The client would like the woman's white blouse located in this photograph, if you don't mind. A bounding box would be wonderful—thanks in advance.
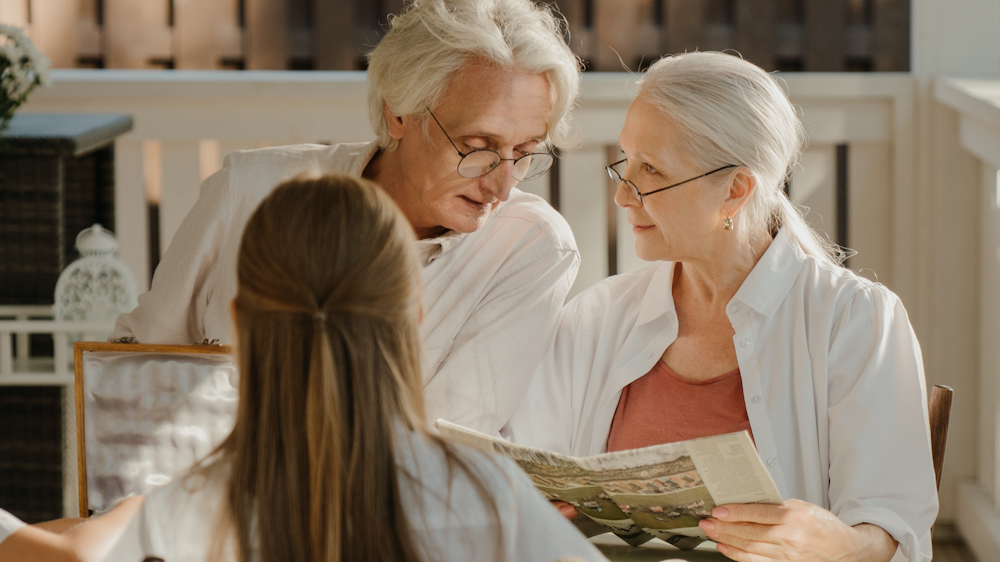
[0,509,25,547]
[503,227,938,562]
[103,430,607,562]
[110,142,579,435]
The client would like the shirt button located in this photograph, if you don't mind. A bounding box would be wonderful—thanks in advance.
[767,457,778,467]
[730,304,741,313]
[751,395,761,404]
[740,338,751,348]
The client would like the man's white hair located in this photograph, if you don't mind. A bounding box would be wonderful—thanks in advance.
[366,0,582,152]
[637,51,847,266]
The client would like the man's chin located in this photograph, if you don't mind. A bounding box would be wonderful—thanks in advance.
[443,211,491,234]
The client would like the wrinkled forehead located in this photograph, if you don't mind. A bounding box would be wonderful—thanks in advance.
[432,62,554,143]
[620,97,689,166]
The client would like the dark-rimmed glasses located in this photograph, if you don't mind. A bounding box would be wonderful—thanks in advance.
[606,158,737,202]
[427,108,555,182]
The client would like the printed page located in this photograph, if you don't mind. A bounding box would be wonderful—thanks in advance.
[436,420,652,546]
[435,421,782,548]
[435,419,501,454]
[570,440,717,543]
[685,432,783,505]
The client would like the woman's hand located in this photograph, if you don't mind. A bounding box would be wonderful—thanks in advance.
[550,500,578,520]
[697,499,898,562]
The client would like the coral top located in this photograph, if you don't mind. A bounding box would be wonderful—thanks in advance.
[606,360,754,452]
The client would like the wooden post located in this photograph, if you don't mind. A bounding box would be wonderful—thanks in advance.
[29,0,78,68]
[665,0,706,56]
[593,0,660,71]
[736,0,776,70]
[874,0,909,71]
[76,0,103,67]
[551,0,594,66]
[315,0,358,70]
[104,0,172,68]
[804,0,846,71]
[158,140,202,253]
[0,0,29,28]
[114,140,150,291]
[174,0,242,69]
[245,0,288,69]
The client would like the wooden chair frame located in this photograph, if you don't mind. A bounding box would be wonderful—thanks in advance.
[929,384,953,491]
[73,341,232,517]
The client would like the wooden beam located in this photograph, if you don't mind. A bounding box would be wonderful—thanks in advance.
[874,0,909,71]
[245,0,288,69]
[804,0,846,71]
[174,0,242,69]
[103,0,172,68]
[736,0,776,70]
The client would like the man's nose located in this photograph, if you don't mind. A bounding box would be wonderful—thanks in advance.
[481,159,517,202]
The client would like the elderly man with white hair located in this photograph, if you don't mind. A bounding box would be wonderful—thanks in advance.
[111,0,582,435]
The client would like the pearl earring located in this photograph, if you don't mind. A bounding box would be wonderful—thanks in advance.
[723,215,734,230]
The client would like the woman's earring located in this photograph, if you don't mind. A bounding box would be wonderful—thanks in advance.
[723,214,734,230]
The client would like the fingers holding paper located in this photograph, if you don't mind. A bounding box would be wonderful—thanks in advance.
[698,498,898,562]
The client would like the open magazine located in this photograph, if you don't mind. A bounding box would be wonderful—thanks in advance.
[435,420,783,549]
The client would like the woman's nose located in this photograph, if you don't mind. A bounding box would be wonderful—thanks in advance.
[613,179,638,209]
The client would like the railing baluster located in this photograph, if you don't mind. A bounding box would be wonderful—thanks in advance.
[15,312,30,364]
[158,140,203,254]
[54,333,69,377]
[0,330,12,377]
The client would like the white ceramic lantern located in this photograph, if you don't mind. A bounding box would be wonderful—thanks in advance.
[53,223,138,323]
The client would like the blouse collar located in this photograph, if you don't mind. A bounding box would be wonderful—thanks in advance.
[731,227,808,318]
[635,226,808,327]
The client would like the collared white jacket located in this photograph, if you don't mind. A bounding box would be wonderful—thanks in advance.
[111,142,580,435]
[504,227,938,562]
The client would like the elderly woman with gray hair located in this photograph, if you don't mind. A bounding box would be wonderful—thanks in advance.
[505,52,937,562]
[111,0,582,435]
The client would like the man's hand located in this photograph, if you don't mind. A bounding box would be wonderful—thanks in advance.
[697,498,898,562]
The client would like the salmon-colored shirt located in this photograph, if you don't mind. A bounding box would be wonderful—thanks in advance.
[606,360,753,452]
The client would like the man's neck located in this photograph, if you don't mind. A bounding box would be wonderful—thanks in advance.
[362,148,449,240]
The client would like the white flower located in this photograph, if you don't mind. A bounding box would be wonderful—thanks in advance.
[0,24,50,101]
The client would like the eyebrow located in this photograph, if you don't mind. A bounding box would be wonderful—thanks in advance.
[459,132,549,145]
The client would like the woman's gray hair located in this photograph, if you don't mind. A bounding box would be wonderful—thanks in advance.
[637,51,847,266]
[366,0,582,152]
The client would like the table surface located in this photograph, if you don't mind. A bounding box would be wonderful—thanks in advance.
[590,534,729,562]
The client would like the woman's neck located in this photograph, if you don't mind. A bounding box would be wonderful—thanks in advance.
[674,231,772,309]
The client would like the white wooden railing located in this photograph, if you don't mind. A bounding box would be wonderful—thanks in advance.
[0,306,113,385]
[10,69,934,519]
[18,70,916,298]
[936,76,1000,562]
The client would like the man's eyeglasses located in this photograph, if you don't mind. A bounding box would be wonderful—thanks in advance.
[606,158,737,202]
[427,108,555,182]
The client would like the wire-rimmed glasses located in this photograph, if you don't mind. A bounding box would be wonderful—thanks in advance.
[606,158,737,202]
[427,108,555,182]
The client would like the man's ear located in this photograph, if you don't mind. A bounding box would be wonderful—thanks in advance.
[723,169,756,216]
[384,102,405,141]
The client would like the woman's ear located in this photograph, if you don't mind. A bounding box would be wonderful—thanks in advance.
[723,168,756,216]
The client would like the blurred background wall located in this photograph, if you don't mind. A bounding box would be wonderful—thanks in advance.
[0,0,908,73]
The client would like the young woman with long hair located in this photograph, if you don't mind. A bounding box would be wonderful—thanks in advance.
[99,174,604,562]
